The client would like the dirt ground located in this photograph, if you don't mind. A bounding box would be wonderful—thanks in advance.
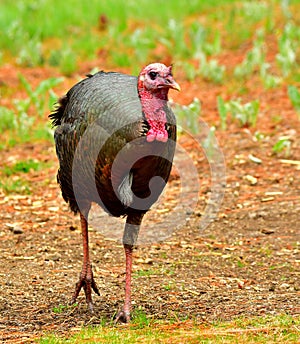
[0,51,300,342]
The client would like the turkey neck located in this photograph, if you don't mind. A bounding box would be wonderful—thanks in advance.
[138,87,169,143]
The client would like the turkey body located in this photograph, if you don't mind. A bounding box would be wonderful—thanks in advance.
[50,63,179,323]
[53,71,176,218]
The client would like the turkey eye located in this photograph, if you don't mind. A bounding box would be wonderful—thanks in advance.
[149,71,158,80]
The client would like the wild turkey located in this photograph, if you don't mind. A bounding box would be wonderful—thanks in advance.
[50,63,180,323]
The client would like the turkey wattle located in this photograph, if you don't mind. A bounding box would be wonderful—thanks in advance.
[50,63,180,323]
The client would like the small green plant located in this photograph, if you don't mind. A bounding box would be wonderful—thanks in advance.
[18,74,63,117]
[0,106,17,133]
[134,269,157,277]
[4,20,44,67]
[171,97,201,134]
[52,304,68,314]
[159,20,221,61]
[189,22,221,57]
[0,76,62,148]
[0,178,30,194]
[234,29,281,89]
[49,48,77,76]
[180,61,197,81]
[128,28,156,64]
[217,97,260,127]
[217,96,227,130]
[260,62,282,89]
[253,131,266,142]
[160,19,189,58]
[3,159,42,176]
[202,125,217,160]
[276,22,299,77]
[198,53,225,84]
[17,36,44,67]
[131,309,151,328]
[287,85,300,115]
[236,260,245,268]
[272,137,291,157]
[281,0,292,19]
[163,281,175,291]
[241,1,269,22]
[276,39,296,77]
[52,303,78,314]
[234,29,265,79]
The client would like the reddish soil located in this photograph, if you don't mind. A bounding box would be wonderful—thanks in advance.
[0,39,299,343]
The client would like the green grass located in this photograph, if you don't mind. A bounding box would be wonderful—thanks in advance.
[0,178,31,194]
[39,314,300,343]
[0,159,50,194]
[133,268,159,277]
[52,303,79,315]
[1,0,300,79]
[2,159,45,176]
[0,75,62,149]
[0,0,238,72]
[4,0,299,77]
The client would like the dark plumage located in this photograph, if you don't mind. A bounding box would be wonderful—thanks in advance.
[50,63,180,322]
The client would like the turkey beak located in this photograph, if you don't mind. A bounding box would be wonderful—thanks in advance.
[165,77,181,92]
[170,80,181,92]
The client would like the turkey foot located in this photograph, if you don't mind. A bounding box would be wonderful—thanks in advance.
[115,309,130,323]
[70,211,100,311]
[71,264,100,312]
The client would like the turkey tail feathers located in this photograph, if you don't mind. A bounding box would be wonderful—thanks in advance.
[49,95,68,127]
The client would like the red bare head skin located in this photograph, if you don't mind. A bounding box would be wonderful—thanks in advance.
[137,63,180,142]
[138,63,180,97]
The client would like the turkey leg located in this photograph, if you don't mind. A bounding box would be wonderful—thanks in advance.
[115,213,143,323]
[71,208,100,311]
[115,244,133,323]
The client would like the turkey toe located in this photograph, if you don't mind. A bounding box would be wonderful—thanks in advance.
[71,274,100,310]
[115,310,130,324]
